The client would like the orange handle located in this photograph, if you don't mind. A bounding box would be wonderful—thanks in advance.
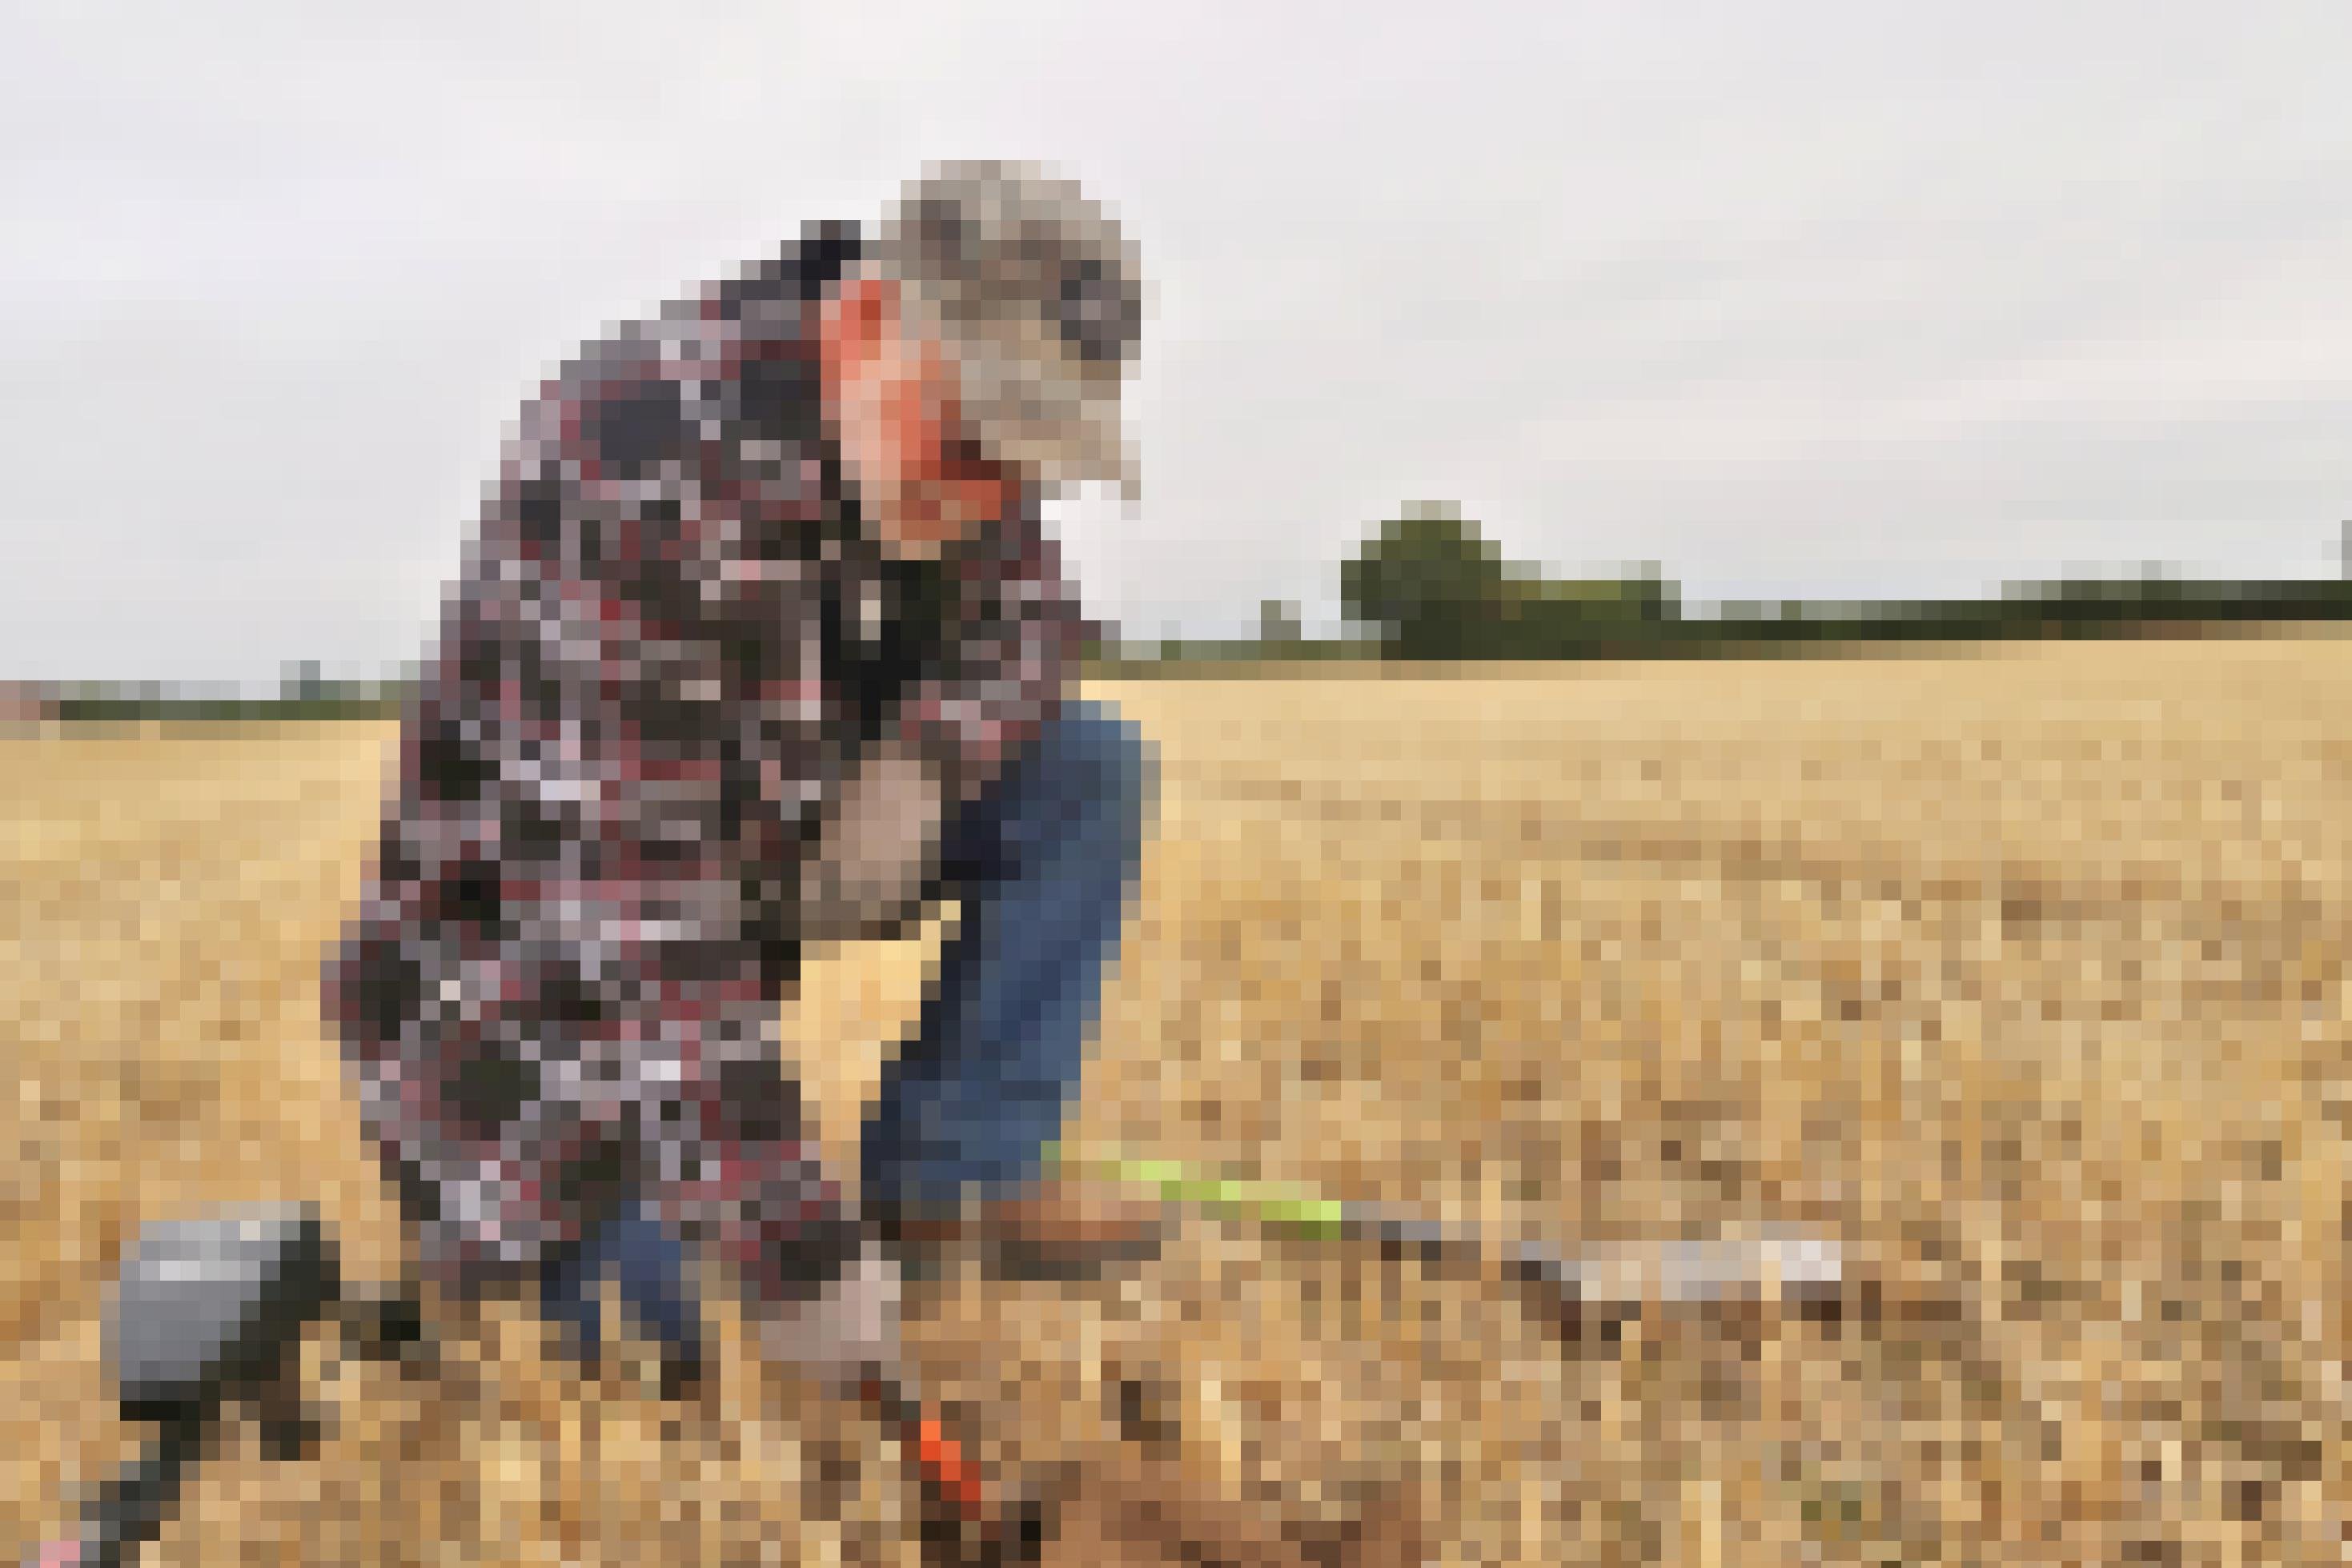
[912,1415,988,1521]
[860,1375,993,1526]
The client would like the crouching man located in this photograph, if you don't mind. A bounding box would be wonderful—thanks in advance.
[323,160,1161,1418]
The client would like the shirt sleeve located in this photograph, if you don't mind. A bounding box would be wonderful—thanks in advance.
[326,319,857,1301]
[891,503,1087,804]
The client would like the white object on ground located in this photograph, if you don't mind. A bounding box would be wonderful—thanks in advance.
[757,1241,904,1392]
[1550,1225,1846,1305]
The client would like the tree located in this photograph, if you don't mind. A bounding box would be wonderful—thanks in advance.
[1339,503,1511,659]
[1258,599,1302,650]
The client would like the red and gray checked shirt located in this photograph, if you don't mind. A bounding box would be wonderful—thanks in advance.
[323,227,1087,1307]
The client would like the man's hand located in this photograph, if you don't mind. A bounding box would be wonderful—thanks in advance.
[801,739,946,945]
[754,1241,903,1394]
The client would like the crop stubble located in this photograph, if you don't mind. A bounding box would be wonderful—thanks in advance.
[3,636,2348,1564]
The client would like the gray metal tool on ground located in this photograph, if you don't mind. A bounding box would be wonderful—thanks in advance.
[28,1205,339,1568]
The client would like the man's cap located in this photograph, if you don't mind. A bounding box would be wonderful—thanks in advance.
[872,160,1145,497]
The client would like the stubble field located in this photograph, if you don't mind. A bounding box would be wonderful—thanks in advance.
[4,637,2350,1566]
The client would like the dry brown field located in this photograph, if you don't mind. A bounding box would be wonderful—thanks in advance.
[4,637,2350,1566]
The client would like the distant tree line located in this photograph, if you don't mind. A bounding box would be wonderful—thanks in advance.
[1338,503,1676,660]
[1328,503,2352,663]
[44,663,409,722]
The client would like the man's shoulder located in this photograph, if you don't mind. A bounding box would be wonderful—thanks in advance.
[466,234,862,588]
[518,224,863,450]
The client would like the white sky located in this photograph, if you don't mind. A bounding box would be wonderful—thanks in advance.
[4,0,2350,684]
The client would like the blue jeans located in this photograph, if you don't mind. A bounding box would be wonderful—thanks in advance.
[539,700,1155,1369]
[540,1198,707,1375]
[860,699,1155,1213]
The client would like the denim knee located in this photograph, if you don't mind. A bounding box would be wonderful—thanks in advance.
[942,700,1154,884]
[1043,700,1155,840]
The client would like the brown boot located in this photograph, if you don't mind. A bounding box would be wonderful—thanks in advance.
[981,1177,1169,1280]
[880,1179,1169,1281]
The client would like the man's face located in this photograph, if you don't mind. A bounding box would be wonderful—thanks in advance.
[817,275,1017,559]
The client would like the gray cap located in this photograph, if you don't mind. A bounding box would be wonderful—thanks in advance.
[873,160,1145,497]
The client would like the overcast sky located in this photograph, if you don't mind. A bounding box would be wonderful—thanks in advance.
[5,2,2350,684]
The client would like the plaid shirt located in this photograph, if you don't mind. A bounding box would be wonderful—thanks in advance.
[323,226,1086,1305]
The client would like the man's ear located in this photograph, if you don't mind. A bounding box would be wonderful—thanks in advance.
[817,275,894,377]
